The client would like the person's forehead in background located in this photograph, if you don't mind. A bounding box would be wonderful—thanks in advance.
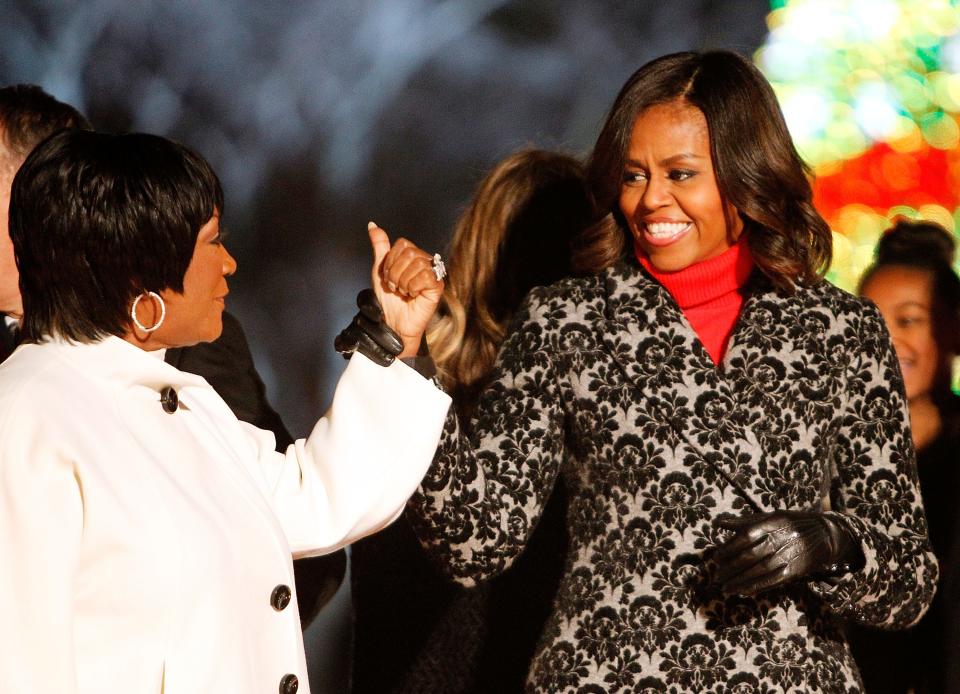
[0,121,24,318]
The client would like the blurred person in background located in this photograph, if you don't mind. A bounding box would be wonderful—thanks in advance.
[0,83,347,626]
[351,148,591,693]
[851,219,960,693]
[0,84,89,348]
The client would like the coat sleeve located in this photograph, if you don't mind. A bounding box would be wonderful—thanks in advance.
[244,352,451,557]
[808,300,938,629]
[0,394,83,693]
[406,292,568,586]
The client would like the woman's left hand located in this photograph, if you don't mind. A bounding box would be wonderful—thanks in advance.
[367,222,444,358]
[713,510,865,596]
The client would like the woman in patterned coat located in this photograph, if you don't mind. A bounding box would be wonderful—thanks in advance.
[381,51,937,692]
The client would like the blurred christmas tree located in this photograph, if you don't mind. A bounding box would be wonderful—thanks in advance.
[757,0,960,291]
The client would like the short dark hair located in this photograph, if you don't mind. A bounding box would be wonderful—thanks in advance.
[574,51,832,293]
[10,129,224,342]
[0,84,91,160]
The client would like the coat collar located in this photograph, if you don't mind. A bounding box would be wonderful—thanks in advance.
[36,334,252,462]
[599,258,720,379]
[35,335,209,393]
[598,259,777,512]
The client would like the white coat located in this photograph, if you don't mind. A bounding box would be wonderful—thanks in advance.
[0,336,450,694]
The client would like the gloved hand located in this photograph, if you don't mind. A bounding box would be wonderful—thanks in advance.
[334,288,404,367]
[713,510,865,596]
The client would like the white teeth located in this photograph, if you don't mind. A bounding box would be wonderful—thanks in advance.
[645,222,690,238]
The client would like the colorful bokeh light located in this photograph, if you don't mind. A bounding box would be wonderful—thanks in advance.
[757,0,960,291]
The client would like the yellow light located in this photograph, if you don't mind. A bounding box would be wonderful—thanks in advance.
[837,204,890,239]
[831,230,853,267]
[915,4,960,37]
[828,204,895,291]
[918,204,957,231]
[920,111,960,149]
[929,71,960,111]
[887,204,920,221]
[813,159,844,176]
[825,118,870,155]
[892,71,932,113]
[887,116,925,152]
[766,7,787,31]
[950,214,960,279]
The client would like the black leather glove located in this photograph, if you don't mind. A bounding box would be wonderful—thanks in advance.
[334,289,403,367]
[713,510,865,596]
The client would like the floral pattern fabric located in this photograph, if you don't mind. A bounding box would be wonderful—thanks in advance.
[409,261,937,693]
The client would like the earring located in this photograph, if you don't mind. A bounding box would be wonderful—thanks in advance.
[131,291,166,333]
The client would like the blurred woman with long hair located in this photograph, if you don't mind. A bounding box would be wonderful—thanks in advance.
[351,148,591,693]
[430,149,589,411]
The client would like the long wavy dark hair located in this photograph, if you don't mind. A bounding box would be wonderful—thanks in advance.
[573,50,831,293]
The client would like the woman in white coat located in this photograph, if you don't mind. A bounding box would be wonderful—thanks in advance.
[0,129,450,694]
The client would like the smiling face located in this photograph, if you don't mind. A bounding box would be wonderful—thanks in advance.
[147,213,236,348]
[861,265,948,402]
[619,100,743,272]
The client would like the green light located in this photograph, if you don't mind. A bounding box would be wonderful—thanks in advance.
[920,110,960,148]
[761,0,960,167]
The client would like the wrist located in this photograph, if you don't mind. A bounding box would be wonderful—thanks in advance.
[400,335,436,378]
[399,334,424,358]
[334,289,404,367]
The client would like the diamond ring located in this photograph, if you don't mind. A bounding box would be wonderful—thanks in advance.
[431,253,447,282]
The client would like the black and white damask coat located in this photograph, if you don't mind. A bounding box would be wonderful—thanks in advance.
[409,260,938,693]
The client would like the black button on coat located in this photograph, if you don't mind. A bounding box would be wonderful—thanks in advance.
[270,584,291,612]
[160,387,178,413]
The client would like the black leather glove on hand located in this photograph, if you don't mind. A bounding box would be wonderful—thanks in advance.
[713,510,865,596]
[334,289,404,367]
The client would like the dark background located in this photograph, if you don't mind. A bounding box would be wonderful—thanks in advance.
[0,1,770,689]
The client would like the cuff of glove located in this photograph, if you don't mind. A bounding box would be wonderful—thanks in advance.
[818,513,866,577]
[334,289,404,368]
[814,561,858,579]
[334,330,399,367]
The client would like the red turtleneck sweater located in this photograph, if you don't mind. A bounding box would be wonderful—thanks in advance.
[636,239,754,365]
